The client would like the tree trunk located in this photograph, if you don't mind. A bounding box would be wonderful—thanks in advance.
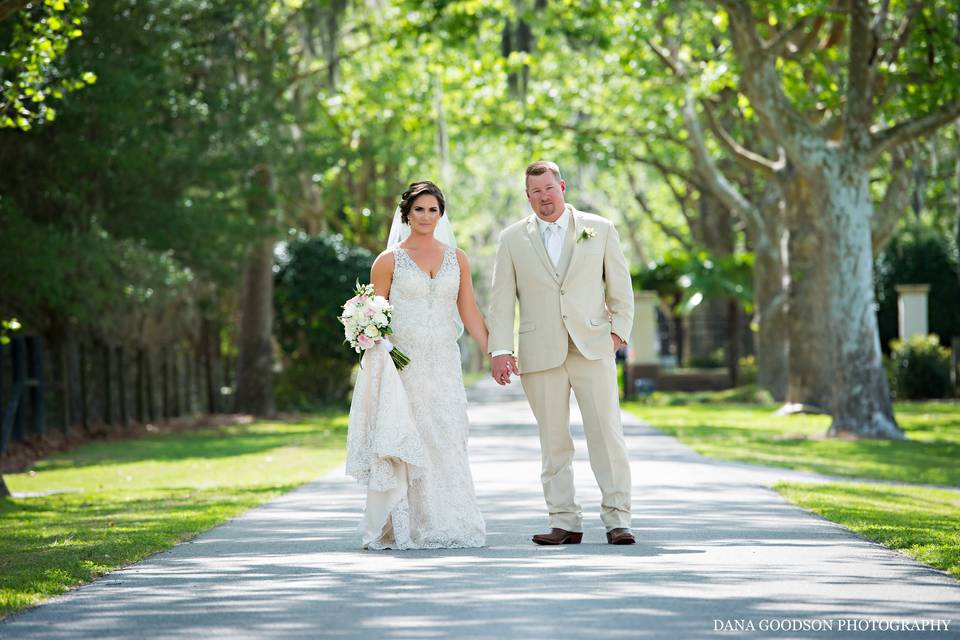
[783,173,835,413]
[693,190,736,366]
[0,475,9,498]
[201,320,216,414]
[727,298,741,387]
[752,230,788,400]
[713,0,932,437]
[821,157,903,438]
[63,324,82,428]
[233,160,276,417]
[954,134,960,286]
[233,234,276,417]
[677,313,688,366]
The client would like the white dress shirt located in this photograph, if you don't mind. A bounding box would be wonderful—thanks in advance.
[537,206,570,268]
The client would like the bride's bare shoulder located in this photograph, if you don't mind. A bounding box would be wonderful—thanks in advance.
[373,248,397,265]
[371,249,397,277]
[454,247,472,267]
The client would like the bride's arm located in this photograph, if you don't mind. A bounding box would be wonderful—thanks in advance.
[455,249,489,354]
[370,251,395,299]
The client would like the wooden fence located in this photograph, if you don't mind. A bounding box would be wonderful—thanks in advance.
[953,337,960,391]
[0,334,234,456]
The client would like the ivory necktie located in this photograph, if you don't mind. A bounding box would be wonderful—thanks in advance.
[545,223,562,268]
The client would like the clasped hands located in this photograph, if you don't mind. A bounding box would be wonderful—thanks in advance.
[490,354,519,386]
[490,333,624,385]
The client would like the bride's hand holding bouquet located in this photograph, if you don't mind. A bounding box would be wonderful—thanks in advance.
[338,282,410,371]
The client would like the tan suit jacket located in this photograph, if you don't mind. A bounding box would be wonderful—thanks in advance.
[488,204,634,374]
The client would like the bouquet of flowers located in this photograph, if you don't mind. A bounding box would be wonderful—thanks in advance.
[339,282,411,371]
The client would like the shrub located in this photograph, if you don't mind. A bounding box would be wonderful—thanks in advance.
[688,348,727,369]
[738,355,758,385]
[875,224,960,352]
[889,334,953,400]
[273,232,374,407]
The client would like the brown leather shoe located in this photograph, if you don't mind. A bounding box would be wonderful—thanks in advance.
[532,528,583,545]
[606,528,636,545]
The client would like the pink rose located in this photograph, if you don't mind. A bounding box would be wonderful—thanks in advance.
[357,334,374,350]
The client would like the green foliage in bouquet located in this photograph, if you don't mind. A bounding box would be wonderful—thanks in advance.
[889,334,953,400]
[274,232,374,407]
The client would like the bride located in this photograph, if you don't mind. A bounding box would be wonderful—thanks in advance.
[345,180,487,549]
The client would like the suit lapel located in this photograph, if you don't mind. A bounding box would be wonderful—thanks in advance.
[525,216,561,284]
[556,214,576,278]
[561,209,585,286]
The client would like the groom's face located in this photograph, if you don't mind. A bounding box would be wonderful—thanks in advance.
[526,172,566,222]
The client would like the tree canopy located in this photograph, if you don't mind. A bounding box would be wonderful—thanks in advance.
[1,0,957,427]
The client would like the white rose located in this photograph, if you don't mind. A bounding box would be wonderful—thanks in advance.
[372,312,388,325]
[341,304,356,318]
[364,325,380,338]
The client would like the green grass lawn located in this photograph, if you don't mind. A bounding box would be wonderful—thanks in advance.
[624,392,960,579]
[462,369,487,388]
[623,396,960,485]
[0,411,348,619]
[777,482,960,579]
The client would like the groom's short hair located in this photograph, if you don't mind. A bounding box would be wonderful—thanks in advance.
[525,161,562,185]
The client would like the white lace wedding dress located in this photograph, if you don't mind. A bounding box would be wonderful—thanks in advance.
[345,245,486,550]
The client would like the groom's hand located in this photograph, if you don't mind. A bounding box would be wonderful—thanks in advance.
[491,354,519,385]
[611,333,625,351]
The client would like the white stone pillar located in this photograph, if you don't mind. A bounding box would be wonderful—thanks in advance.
[629,291,659,365]
[895,284,930,340]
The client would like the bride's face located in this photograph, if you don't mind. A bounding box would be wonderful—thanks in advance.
[408,194,442,235]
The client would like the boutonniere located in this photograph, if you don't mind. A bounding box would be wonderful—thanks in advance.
[578,227,596,242]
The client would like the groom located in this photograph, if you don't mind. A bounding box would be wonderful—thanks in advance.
[488,160,636,545]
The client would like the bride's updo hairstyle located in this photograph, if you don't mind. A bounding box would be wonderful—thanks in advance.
[399,181,446,224]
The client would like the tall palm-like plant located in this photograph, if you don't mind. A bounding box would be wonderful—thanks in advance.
[635,249,753,384]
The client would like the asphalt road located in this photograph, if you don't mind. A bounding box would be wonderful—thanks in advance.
[3,379,958,639]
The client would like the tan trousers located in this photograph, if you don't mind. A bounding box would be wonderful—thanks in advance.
[520,337,632,531]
